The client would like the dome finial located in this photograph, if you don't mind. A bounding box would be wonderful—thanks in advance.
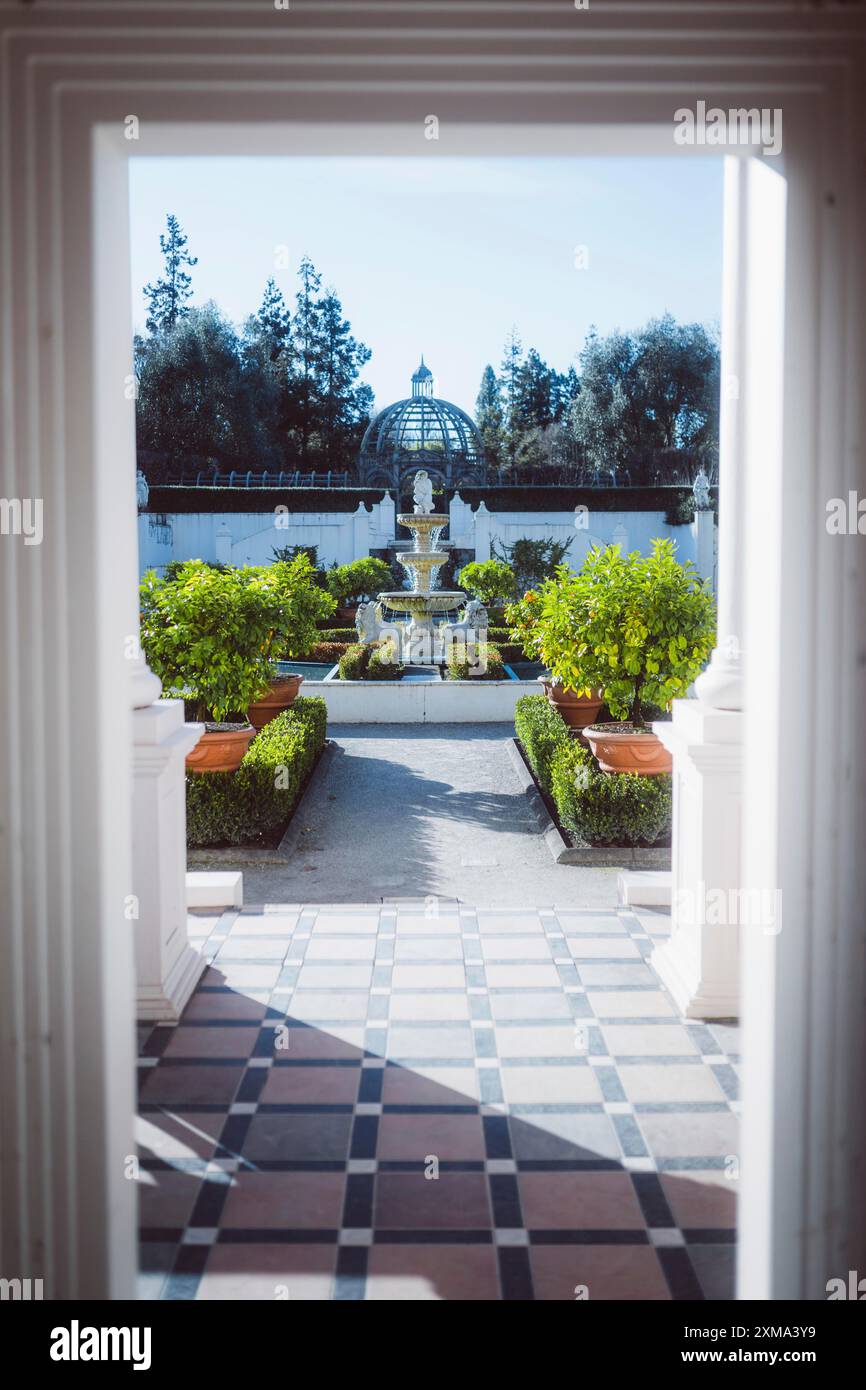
[412,355,434,397]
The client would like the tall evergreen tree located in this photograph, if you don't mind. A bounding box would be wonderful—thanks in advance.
[499,327,523,470]
[317,286,373,467]
[143,214,198,334]
[241,279,293,466]
[516,347,554,431]
[475,364,504,466]
[290,256,324,461]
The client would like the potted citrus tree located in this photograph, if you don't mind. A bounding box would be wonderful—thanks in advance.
[457,559,517,609]
[326,557,393,622]
[506,588,603,730]
[520,539,715,770]
[246,555,335,729]
[140,561,280,772]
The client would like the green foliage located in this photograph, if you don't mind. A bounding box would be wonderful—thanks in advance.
[665,492,696,526]
[140,556,331,720]
[302,641,349,665]
[446,643,505,681]
[513,539,715,724]
[141,561,279,722]
[326,557,392,605]
[143,214,197,334]
[492,535,573,590]
[550,740,672,847]
[569,314,719,484]
[338,643,371,680]
[514,694,671,846]
[137,246,373,474]
[514,693,572,788]
[311,627,357,643]
[366,639,403,680]
[186,697,327,847]
[457,559,517,607]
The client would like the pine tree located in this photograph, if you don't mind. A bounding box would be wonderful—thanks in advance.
[289,256,324,462]
[317,286,373,467]
[241,280,293,466]
[475,364,504,466]
[143,214,198,334]
[500,327,523,470]
[516,347,554,431]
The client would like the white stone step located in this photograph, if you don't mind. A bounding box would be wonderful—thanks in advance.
[618,869,672,907]
[186,870,243,909]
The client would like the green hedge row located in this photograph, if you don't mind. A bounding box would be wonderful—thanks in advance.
[338,641,403,681]
[514,693,671,847]
[186,696,327,848]
[447,642,506,681]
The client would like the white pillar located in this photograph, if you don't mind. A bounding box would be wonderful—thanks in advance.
[651,157,751,1020]
[379,490,396,542]
[215,520,232,565]
[353,500,370,560]
[692,506,716,589]
[651,704,742,1017]
[133,700,205,1020]
[474,500,491,562]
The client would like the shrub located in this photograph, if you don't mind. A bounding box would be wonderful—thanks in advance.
[492,535,573,590]
[514,693,577,788]
[186,697,327,847]
[457,559,517,607]
[511,539,715,724]
[447,642,505,681]
[367,638,403,680]
[302,641,349,665]
[326,557,392,606]
[514,694,671,846]
[665,492,696,526]
[549,740,672,846]
[338,642,371,681]
[315,627,357,644]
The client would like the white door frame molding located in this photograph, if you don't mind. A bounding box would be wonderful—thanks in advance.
[1,3,864,1300]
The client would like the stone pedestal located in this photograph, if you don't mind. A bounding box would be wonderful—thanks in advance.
[133,699,205,1021]
[651,700,743,1019]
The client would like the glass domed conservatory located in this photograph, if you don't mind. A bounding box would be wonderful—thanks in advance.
[358,358,487,495]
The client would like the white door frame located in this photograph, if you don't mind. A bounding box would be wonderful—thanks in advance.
[1,5,864,1299]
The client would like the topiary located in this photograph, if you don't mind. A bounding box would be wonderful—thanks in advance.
[185,697,327,847]
[549,740,672,846]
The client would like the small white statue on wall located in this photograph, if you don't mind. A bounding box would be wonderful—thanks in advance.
[136,469,149,510]
[412,470,434,515]
[692,467,711,511]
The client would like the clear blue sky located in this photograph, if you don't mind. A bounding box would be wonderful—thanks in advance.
[129,156,723,415]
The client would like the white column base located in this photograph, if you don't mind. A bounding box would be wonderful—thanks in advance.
[650,700,743,1020]
[133,699,205,1023]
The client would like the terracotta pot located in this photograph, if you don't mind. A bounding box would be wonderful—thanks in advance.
[541,679,603,731]
[583,723,672,776]
[247,674,304,731]
[186,724,256,774]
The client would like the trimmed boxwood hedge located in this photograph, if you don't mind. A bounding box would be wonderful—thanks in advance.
[514,693,671,847]
[337,641,403,680]
[186,696,327,848]
[447,642,505,681]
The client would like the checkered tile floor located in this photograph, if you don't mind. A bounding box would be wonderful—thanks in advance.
[137,903,739,1301]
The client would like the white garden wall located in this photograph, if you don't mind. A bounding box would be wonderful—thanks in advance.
[139,492,717,587]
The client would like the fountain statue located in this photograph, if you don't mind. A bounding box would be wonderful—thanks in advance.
[358,471,487,666]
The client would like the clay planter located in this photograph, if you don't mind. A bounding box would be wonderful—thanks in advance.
[247,674,304,731]
[583,722,672,776]
[186,723,256,774]
[541,680,603,731]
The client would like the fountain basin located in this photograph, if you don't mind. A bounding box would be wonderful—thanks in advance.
[378,591,466,615]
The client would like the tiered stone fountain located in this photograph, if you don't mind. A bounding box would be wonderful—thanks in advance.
[356,470,487,666]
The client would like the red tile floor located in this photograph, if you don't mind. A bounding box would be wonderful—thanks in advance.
[137,903,739,1300]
